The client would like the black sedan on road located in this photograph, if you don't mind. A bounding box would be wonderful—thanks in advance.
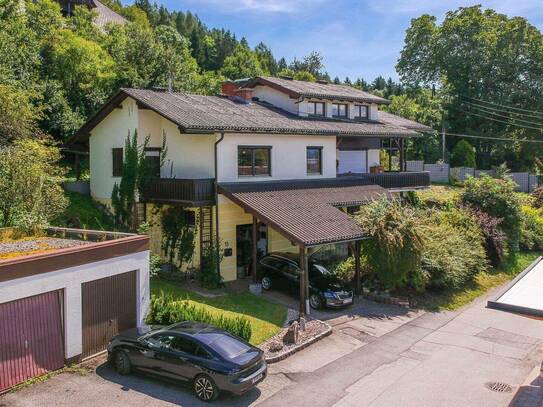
[107,321,267,402]
[257,252,354,309]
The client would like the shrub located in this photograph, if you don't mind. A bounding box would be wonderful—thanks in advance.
[330,255,370,286]
[146,292,252,341]
[198,241,224,289]
[418,208,487,290]
[461,175,522,254]
[468,208,507,266]
[450,139,476,168]
[355,198,424,291]
[531,186,543,209]
[520,205,543,251]
[149,254,163,278]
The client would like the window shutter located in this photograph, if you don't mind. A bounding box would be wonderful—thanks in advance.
[112,148,123,177]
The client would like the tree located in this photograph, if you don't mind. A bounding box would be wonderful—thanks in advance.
[0,84,42,142]
[397,6,543,169]
[0,138,67,230]
[220,43,263,80]
[254,42,277,76]
[289,51,324,77]
[450,139,476,168]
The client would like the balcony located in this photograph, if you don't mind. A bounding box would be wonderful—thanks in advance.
[337,171,430,190]
[141,178,216,206]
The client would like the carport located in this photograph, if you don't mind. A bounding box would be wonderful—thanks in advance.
[218,178,391,316]
[488,256,543,316]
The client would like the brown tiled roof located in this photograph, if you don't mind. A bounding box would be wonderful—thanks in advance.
[378,111,433,132]
[219,179,391,247]
[74,88,421,141]
[92,0,127,28]
[246,76,390,105]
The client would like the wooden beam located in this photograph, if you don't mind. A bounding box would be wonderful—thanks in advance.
[299,246,308,317]
[252,216,258,284]
[355,240,361,296]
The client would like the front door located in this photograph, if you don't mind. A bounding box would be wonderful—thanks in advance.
[236,223,268,279]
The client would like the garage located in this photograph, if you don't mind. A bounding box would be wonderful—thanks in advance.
[488,256,543,316]
[82,270,138,358]
[0,291,64,392]
[337,150,367,174]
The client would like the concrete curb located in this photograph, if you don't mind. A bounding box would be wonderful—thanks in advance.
[264,320,332,364]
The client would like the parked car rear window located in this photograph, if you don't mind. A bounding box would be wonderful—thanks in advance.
[210,335,251,360]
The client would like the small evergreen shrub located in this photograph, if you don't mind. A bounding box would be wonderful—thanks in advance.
[146,292,252,341]
[520,205,543,251]
[450,139,476,168]
[198,241,224,289]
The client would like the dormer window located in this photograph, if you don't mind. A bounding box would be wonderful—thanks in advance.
[354,104,368,120]
[332,103,348,118]
[307,101,325,117]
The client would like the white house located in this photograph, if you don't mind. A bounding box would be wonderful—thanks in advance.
[72,76,431,314]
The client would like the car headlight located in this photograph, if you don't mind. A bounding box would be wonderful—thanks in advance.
[323,290,338,299]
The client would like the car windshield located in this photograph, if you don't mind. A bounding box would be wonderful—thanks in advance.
[209,334,251,360]
[310,264,333,279]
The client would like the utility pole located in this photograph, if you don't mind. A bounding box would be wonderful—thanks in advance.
[442,125,446,163]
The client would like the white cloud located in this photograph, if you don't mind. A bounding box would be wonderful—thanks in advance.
[182,0,325,13]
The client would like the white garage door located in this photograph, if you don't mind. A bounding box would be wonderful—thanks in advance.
[338,151,366,174]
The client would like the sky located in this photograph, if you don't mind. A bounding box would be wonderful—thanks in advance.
[125,0,543,82]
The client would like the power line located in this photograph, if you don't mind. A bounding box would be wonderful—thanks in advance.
[452,106,543,131]
[440,131,543,144]
[462,103,543,127]
[460,95,543,117]
[460,99,543,121]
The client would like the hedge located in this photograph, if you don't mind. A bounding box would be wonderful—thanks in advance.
[146,292,252,342]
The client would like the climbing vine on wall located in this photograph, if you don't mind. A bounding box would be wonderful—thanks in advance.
[161,206,197,271]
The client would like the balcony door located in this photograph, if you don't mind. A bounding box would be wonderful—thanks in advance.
[337,150,367,175]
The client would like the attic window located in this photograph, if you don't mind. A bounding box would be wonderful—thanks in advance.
[332,103,348,118]
[307,101,325,117]
[354,105,368,120]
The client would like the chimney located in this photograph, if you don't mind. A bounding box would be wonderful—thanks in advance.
[235,88,253,103]
[221,81,238,97]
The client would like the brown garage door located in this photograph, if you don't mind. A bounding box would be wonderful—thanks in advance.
[81,271,137,358]
[0,291,64,391]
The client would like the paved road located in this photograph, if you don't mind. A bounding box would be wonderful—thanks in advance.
[2,291,543,407]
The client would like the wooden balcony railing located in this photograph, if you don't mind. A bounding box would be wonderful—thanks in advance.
[338,171,430,190]
[141,178,216,206]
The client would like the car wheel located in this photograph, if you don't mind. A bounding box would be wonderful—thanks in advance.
[113,350,132,375]
[261,276,272,290]
[309,293,322,309]
[194,374,219,402]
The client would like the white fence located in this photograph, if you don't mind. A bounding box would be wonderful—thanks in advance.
[407,161,540,193]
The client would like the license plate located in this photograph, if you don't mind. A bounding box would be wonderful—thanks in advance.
[252,373,263,384]
[343,298,353,304]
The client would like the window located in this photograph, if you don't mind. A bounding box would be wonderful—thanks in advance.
[211,335,251,360]
[112,148,123,177]
[307,101,325,117]
[196,346,213,359]
[354,105,368,120]
[332,103,348,118]
[171,336,198,355]
[238,146,271,177]
[144,148,161,178]
[307,146,323,174]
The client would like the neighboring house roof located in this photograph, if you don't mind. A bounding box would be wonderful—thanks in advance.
[378,111,433,132]
[92,0,128,28]
[73,88,423,143]
[246,76,390,105]
[219,180,391,247]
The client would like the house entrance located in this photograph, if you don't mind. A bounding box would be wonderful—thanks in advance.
[236,223,268,279]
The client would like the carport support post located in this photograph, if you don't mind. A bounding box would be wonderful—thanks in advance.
[252,216,257,284]
[354,240,361,296]
[299,246,309,318]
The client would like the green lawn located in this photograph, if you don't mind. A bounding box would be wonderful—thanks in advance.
[150,279,287,345]
[415,251,542,311]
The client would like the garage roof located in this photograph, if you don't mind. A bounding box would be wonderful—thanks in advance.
[488,256,543,317]
[218,179,391,247]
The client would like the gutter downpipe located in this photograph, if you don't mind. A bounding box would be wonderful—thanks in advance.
[214,132,225,278]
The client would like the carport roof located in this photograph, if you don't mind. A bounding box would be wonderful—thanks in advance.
[218,179,391,247]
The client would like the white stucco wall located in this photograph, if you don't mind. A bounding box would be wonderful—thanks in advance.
[0,250,150,359]
[368,149,381,167]
[252,85,299,114]
[89,97,138,200]
[216,133,337,182]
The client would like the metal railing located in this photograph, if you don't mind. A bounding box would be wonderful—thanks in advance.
[338,171,430,189]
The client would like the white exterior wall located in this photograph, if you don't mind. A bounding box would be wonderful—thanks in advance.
[0,251,150,359]
[252,85,299,114]
[216,133,337,182]
[89,97,138,200]
[367,149,380,167]
[138,110,215,179]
